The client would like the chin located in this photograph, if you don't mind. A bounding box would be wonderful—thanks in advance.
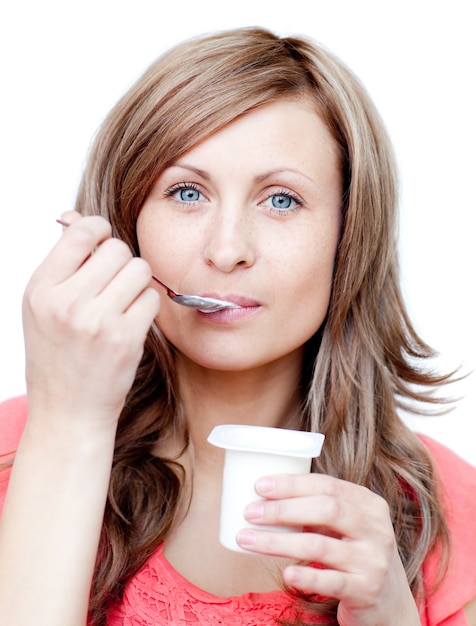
[178,352,263,373]
[174,343,305,376]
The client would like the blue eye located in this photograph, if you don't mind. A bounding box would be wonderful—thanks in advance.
[178,187,201,202]
[271,194,293,209]
[262,190,303,214]
[164,182,205,204]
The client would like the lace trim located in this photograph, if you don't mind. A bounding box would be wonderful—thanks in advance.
[108,543,306,625]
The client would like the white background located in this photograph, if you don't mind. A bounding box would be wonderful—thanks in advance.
[0,1,474,464]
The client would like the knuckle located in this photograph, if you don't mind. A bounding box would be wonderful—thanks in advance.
[322,474,341,498]
[48,296,102,339]
[321,495,341,522]
[22,282,44,315]
[266,499,283,523]
[286,473,300,493]
[70,223,100,250]
[82,215,112,235]
[307,532,328,560]
[380,528,397,557]
[107,326,130,351]
[365,569,385,599]
[259,531,281,554]
[328,571,348,598]
[69,217,112,250]
[66,310,100,338]
[24,284,78,332]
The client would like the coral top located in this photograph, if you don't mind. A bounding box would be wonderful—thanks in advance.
[1,395,475,625]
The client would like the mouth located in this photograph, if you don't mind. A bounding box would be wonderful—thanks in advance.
[200,294,260,308]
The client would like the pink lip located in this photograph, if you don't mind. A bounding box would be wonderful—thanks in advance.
[200,293,261,308]
[197,294,261,322]
[198,306,261,322]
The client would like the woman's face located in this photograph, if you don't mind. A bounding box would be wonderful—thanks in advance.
[137,98,342,374]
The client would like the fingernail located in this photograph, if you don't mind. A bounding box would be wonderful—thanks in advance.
[236,529,257,547]
[245,502,264,520]
[255,477,275,494]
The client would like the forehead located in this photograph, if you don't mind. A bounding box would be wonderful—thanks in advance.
[172,98,340,170]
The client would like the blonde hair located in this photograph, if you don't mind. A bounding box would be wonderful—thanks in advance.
[75,27,450,625]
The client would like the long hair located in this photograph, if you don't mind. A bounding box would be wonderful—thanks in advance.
[74,27,451,624]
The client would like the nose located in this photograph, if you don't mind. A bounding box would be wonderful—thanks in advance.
[203,205,256,272]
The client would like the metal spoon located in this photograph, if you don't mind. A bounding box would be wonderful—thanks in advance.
[56,219,241,313]
[148,275,241,313]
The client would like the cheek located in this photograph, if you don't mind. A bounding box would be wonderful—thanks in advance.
[137,214,190,280]
[286,227,339,298]
[282,239,339,340]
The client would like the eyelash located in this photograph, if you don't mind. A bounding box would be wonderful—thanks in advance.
[163,182,204,204]
[262,189,304,215]
[163,182,304,215]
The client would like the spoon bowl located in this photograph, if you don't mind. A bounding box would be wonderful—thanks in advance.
[150,276,241,313]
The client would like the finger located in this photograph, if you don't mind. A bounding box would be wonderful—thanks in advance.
[98,257,156,314]
[248,481,390,542]
[123,286,161,335]
[254,473,371,505]
[236,527,355,571]
[58,210,82,227]
[63,237,134,298]
[34,215,112,285]
[245,494,384,541]
[283,563,355,600]
[255,474,388,521]
[245,494,345,531]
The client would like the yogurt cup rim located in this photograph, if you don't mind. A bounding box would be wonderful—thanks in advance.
[208,424,324,458]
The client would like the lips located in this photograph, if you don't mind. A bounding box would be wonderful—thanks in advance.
[199,294,261,308]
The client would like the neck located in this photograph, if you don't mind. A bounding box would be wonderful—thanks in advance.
[175,350,304,458]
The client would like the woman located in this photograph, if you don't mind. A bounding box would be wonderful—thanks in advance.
[0,27,475,626]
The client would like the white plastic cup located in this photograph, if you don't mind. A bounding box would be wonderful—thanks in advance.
[207,424,325,552]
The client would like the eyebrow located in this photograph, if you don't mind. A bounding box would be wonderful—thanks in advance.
[171,164,211,180]
[170,163,316,185]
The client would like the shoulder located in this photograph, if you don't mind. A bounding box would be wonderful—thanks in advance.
[419,432,475,476]
[417,433,476,625]
[419,433,476,528]
[0,395,28,457]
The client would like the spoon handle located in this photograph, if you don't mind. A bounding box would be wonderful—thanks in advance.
[150,275,178,298]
